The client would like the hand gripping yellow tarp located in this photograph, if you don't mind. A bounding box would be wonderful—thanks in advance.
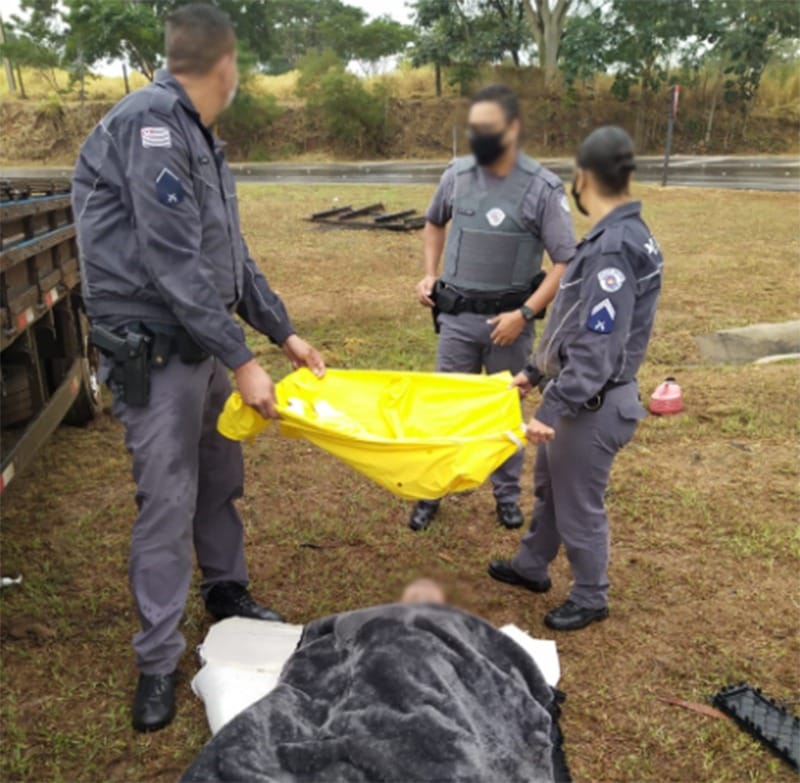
[217,368,525,500]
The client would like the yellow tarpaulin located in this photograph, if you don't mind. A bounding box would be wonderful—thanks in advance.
[217,368,525,500]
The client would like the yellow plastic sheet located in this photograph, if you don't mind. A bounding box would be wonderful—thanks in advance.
[218,368,525,500]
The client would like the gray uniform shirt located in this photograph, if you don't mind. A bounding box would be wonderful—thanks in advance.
[533,201,663,427]
[426,156,577,265]
[72,69,294,370]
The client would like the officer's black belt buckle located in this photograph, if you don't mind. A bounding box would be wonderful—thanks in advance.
[583,380,631,412]
[584,394,604,412]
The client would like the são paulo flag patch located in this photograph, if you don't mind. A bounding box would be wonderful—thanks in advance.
[141,126,172,148]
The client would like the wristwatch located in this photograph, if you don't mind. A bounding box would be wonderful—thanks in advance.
[519,305,536,322]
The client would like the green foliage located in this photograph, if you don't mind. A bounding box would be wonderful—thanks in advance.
[295,50,344,98]
[62,0,161,81]
[715,0,800,110]
[297,56,392,155]
[218,92,284,159]
[0,0,64,93]
[410,0,532,94]
[559,7,607,89]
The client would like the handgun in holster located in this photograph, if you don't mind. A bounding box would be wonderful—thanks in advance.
[530,271,548,319]
[430,281,442,334]
[90,325,151,407]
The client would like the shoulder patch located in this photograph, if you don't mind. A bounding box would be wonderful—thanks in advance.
[587,298,616,334]
[644,236,661,256]
[560,194,571,213]
[141,126,171,149]
[597,267,626,293]
[155,167,184,206]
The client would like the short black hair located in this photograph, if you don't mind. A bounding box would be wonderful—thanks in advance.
[471,84,520,123]
[577,125,636,194]
[165,3,236,76]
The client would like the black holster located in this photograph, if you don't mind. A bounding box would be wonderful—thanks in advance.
[90,325,151,407]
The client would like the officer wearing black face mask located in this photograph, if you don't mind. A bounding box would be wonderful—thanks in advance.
[412,84,577,532]
[488,126,663,632]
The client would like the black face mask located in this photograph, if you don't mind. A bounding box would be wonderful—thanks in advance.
[469,130,507,166]
[571,177,589,216]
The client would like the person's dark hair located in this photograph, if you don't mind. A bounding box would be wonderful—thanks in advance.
[471,84,520,123]
[577,126,636,194]
[165,3,236,76]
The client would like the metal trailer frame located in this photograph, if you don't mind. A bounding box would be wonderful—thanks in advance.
[1,178,100,495]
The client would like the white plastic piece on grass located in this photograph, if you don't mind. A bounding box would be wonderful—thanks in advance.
[499,624,560,687]
[192,617,303,734]
[0,576,22,589]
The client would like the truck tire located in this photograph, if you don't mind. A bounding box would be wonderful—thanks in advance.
[64,307,102,426]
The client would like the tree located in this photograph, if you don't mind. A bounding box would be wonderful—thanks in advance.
[0,0,64,96]
[558,4,608,89]
[713,0,800,138]
[63,0,162,82]
[350,17,414,76]
[521,0,573,84]
[411,0,530,96]
[602,0,700,146]
[479,0,532,66]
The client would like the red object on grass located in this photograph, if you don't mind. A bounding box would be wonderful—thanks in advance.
[649,377,684,415]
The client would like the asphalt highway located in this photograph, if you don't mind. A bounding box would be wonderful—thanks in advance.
[2,156,798,191]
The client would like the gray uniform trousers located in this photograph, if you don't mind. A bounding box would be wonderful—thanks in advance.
[436,311,532,504]
[511,383,643,609]
[112,356,248,674]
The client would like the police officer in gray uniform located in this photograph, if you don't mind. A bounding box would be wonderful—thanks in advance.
[412,85,576,532]
[72,5,325,731]
[488,126,663,631]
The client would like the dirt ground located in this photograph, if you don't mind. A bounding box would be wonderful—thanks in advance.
[1,183,799,783]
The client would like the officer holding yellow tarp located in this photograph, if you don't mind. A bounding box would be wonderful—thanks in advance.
[412,84,577,532]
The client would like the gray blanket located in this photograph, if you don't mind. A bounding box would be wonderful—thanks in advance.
[182,604,556,783]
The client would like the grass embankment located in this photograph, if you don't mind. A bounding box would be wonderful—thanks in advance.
[0,184,798,782]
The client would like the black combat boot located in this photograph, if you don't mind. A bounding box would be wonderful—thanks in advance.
[496,502,524,529]
[409,499,440,531]
[544,600,609,631]
[488,560,551,593]
[205,582,284,622]
[132,671,177,733]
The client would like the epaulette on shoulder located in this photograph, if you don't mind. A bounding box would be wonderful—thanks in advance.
[454,155,478,175]
[600,224,625,255]
[148,84,179,117]
[517,153,543,178]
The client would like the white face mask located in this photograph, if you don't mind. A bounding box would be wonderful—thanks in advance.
[224,75,238,110]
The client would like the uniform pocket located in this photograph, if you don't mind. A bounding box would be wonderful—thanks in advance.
[618,399,648,422]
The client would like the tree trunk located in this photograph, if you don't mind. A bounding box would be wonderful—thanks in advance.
[522,0,571,85]
[16,65,25,99]
[435,63,442,97]
[122,62,130,95]
[704,73,723,146]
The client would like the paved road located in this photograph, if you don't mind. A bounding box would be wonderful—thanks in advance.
[2,156,798,191]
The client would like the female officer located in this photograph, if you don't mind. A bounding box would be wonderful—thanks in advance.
[487,126,663,631]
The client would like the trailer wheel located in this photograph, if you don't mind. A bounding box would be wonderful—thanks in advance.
[64,309,102,426]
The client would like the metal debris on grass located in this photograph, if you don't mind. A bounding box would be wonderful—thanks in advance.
[307,203,426,232]
[711,683,800,773]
